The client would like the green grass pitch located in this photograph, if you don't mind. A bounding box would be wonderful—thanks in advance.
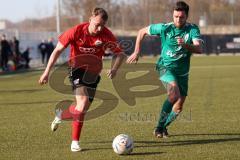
[0,56,240,160]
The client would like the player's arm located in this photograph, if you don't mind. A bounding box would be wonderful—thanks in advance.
[38,42,65,85]
[126,27,149,63]
[107,52,126,79]
[177,25,203,54]
[177,38,203,54]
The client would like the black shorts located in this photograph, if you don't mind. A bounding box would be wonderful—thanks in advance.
[69,68,101,102]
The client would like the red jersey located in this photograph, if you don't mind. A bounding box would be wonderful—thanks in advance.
[58,22,122,74]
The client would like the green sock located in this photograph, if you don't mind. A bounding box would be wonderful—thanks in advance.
[164,111,178,128]
[156,99,173,129]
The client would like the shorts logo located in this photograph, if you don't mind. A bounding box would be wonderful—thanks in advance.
[73,79,80,85]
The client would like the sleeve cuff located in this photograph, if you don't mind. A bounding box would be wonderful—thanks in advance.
[147,26,151,35]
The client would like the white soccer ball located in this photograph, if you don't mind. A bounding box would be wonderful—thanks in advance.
[112,134,134,155]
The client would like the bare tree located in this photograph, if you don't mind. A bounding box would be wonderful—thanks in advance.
[62,0,111,21]
[13,0,240,32]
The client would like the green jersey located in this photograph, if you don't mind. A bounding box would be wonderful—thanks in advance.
[148,22,202,75]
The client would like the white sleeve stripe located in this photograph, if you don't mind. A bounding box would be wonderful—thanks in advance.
[193,38,204,43]
[178,72,189,77]
[147,26,151,35]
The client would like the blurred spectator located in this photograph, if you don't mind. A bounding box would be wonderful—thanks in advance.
[38,40,47,65]
[216,45,221,55]
[21,47,31,69]
[1,34,12,71]
[13,36,20,67]
[46,37,55,63]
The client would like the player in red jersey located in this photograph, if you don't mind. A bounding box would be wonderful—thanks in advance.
[38,8,126,152]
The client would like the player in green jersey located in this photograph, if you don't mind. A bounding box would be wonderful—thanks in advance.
[127,1,203,138]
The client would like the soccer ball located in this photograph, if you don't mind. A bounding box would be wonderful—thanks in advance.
[112,134,134,155]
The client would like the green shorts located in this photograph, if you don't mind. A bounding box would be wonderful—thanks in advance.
[156,66,189,96]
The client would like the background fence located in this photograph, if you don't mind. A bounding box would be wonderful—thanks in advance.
[0,29,240,68]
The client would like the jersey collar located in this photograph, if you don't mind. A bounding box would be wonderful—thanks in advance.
[83,22,91,35]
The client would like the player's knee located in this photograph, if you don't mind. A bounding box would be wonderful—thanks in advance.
[168,93,180,104]
[76,97,90,113]
[176,105,183,113]
[173,105,183,113]
[173,99,184,113]
[167,85,180,103]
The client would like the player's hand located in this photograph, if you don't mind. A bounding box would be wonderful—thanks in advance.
[126,52,139,64]
[107,69,117,79]
[38,72,49,85]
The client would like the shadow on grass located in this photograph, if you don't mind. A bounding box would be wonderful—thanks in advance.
[80,147,111,152]
[0,88,44,93]
[0,100,58,105]
[166,137,240,146]
[135,137,240,147]
[0,68,42,76]
[170,133,240,137]
[134,133,240,147]
[81,147,165,156]
[128,151,165,156]
[85,133,240,149]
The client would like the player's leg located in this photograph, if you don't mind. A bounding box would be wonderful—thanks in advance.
[163,96,185,128]
[69,68,100,152]
[50,68,100,151]
[163,75,188,136]
[155,81,181,138]
[50,86,97,151]
[154,67,179,137]
[70,86,91,152]
[50,68,98,125]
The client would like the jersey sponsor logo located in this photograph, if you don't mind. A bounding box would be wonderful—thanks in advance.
[166,50,175,57]
[78,46,97,54]
[77,39,103,54]
[166,50,187,59]
[176,46,182,51]
[176,52,187,59]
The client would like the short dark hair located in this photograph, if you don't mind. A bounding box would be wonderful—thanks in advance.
[92,8,108,22]
[173,1,189,17]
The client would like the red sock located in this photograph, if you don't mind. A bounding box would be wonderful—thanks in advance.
[70,105,85,141]
[60,105,75,120]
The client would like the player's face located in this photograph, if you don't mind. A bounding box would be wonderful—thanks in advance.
[89,15,106,35]
[173,10,187,28]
